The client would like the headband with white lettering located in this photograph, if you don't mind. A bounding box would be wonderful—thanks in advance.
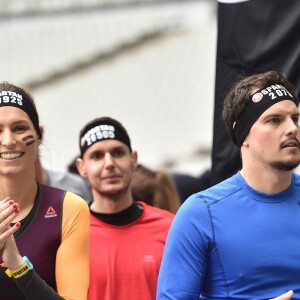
[233,84,299,147]
[0,90,42,138]
[79,120,132,157]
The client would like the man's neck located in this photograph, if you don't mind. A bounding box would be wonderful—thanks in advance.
[90,201,144,225]
[240,167,293,194]
[91,189,134,213]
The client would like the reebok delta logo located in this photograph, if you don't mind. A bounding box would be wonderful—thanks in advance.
[45,206,57,218]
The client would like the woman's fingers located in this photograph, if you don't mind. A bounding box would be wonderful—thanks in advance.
[0,196,11,206]
[270,290,294,300]
[0,222,21,240]
[0,200,19,224]
[0,199,20,249]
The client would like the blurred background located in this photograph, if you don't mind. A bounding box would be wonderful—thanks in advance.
[0,0,217,177]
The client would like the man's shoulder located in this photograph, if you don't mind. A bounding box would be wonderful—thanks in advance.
[139,201,174,221]
[188,172,241,204]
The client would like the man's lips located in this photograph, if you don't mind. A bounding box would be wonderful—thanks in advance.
[282,141,299,148]
[101,175,121,180]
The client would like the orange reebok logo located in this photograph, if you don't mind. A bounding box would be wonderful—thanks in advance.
[45,206,57,218]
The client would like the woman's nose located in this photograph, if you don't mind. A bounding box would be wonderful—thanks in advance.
[0,130,17,147]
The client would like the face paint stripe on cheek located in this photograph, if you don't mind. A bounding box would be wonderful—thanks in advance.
[26,140,36,146]
[22,135,36,146]
[22,135,34,141]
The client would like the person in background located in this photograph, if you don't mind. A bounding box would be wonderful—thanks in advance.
[172,170,211,203]
[0,82,89,300]
[76,116,174,300]
[35,127,92,203]
[132,164,181,214]
[36,166,92,203]
[157,71,300,299]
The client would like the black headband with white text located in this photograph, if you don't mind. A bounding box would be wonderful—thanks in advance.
[0,90,41,138]
[233,84,299,147]
[80,121,131,156]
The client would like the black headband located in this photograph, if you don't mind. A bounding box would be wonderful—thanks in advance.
[0,90,42,138]
[233,84,299,147]
[80,120,131,157]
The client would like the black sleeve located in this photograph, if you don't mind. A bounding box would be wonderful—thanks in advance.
[14,270,64,300]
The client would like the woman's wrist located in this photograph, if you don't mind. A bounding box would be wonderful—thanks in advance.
[5,255,24,271]
[6,256,34,279]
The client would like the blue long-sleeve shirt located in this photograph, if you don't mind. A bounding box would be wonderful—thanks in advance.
[157,172,300,299]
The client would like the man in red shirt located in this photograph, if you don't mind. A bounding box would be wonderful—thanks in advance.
[76,116,174,300]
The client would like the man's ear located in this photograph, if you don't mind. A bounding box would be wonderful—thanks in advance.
[76,158,88,178]
[131,150,138,170]
[242,138,249,147]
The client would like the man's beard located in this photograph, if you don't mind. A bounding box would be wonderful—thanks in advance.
[270,158,300,171]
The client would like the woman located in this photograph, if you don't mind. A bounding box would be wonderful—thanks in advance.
[0,82,89,299]
[131,164,181,214]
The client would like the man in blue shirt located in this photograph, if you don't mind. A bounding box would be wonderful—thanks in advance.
[157,71,300,300]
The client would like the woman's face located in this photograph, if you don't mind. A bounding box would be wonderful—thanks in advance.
[0,106,40,177]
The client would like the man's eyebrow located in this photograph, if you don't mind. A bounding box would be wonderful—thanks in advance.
[111,146,125,150]
[89,149,103,155]
[262,113,281,119]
